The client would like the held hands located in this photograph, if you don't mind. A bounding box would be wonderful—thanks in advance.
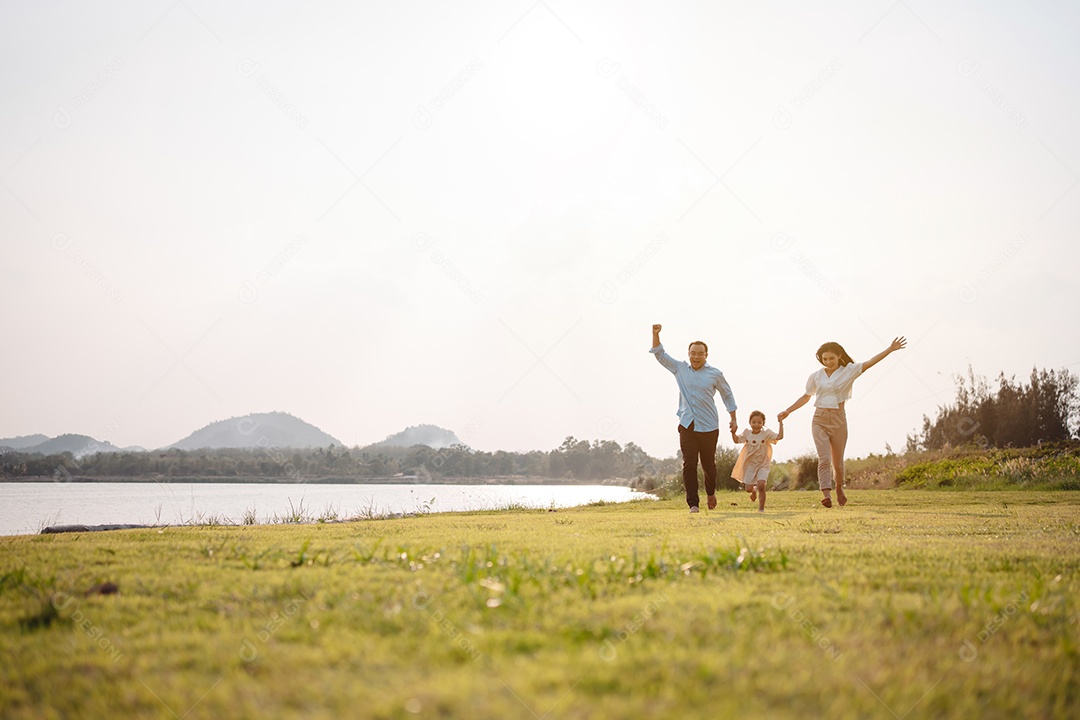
[777,411,789,422]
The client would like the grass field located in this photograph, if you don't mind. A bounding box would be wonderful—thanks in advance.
[2,490,1078,719]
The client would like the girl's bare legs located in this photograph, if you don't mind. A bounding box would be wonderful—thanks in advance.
[756,480,766,512]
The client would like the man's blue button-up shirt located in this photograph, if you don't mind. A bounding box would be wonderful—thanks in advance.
[651,344,737,432]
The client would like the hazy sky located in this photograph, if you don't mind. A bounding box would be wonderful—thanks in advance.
[2,1,1078,463]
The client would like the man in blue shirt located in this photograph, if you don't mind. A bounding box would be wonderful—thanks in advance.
[650,324,738,513]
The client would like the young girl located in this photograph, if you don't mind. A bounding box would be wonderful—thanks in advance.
[778,337,907,507]
[731,411,783,513]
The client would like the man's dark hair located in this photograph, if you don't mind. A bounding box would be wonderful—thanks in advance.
[688,341,708,354]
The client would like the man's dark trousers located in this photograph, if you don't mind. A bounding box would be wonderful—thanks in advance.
[678,421,718,508]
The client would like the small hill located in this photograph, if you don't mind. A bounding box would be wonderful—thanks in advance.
[371,424,462,449]
[15,434,123,459]
[0,434,50,450]
[167,412,343,450]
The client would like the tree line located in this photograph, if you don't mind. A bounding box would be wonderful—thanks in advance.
[0,436,680,484]
[7,365,1076,483]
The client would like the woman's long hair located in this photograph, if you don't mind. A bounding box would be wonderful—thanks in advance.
[816,342,855,367]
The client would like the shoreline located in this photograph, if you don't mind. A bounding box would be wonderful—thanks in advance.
[0,475,639,486]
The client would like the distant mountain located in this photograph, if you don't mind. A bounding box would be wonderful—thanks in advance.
[167,412,343,450]
[371,424,462,449]
[0,434,49,450]
[2,434,124,459]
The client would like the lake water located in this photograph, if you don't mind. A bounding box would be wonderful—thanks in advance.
[0,482,656,536]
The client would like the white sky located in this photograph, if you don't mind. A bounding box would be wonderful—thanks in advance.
[2,1,1078,463]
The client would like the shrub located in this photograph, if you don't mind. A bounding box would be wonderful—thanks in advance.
[791,454,819,490]
[768,464,793,490]
[715,446,740,491]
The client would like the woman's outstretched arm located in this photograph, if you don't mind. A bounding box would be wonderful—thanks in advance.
[862,336,907,372]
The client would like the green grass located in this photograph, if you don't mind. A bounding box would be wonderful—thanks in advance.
[1,491,1078,719]
[895,448,1080,490]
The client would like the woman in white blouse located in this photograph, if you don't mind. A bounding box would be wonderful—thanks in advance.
[778,337,906,507]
